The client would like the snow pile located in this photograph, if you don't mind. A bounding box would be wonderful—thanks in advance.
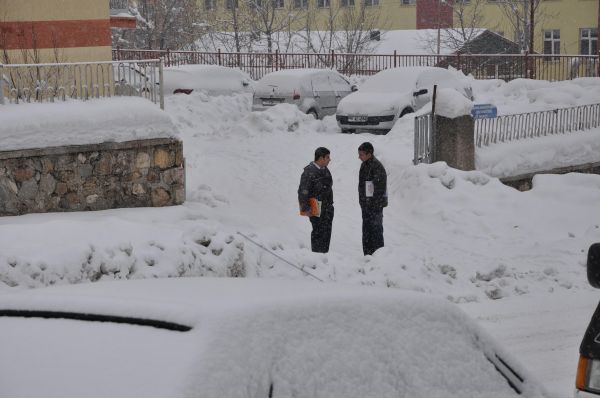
[436,87,473,118]
[0,97,177,151]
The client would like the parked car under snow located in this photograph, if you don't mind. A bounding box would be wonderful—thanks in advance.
[336,66,473,134]
[252,69,355,119]
[162,64,254,96]
[0,278,547,398]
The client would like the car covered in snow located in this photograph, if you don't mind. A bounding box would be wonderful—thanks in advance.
[0,278,547,398]
[576,243,600,397]
[336,66,473,134]
[252,69,355,119]
[162,64,254,96]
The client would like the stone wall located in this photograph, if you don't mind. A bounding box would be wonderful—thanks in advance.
[0,138,185,216]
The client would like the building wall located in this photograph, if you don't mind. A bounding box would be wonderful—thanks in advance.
[471,0,599,54]
[0,0,112,63]
[200,0,598,54]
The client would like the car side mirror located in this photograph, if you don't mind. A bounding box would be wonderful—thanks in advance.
[351,84,358,92]
[413,88,428,97]
[587,243,600,288]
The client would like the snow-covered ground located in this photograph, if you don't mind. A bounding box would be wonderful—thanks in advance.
[0,76,600,396]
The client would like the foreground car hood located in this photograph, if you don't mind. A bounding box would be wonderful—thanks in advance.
[338,92,412,115]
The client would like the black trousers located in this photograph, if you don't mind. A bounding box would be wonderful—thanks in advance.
[361,206,384,256]
[309,205,334,253]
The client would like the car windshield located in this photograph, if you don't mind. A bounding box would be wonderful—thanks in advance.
[0,315,197,398]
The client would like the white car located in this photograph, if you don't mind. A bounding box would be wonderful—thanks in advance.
[162,64,254,96]
[252,69,355,119]
[0,277,547,398]
[336,66,473,134]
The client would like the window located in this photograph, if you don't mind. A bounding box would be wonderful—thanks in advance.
[318,0,330,7]
[401,0,415,4]
[293,0,307,8]
[580,28,598,55]
[543,29,560,61]
[340,0,354,6]
[364,0,378,6]
[226,0,238,9]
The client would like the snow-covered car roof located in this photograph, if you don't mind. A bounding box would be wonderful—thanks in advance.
[0,278,547,398]
[162,64,254,95]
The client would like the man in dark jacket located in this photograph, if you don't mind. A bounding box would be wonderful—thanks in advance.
[358,142,387,256]
[298,147,334,253]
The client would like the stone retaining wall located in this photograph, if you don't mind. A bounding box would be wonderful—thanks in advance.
[0,138,185,216]
[500,161,600,191]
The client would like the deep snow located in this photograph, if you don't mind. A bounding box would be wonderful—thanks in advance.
[0,76,599,396]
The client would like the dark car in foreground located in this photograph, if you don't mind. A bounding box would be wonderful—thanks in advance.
[576,243,600,397]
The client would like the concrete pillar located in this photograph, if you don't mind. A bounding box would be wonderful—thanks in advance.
[433,115,475,171]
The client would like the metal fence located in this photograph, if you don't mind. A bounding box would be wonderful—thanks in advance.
[0,59,164,109]
[475,103,600,148]
[113,47,600,81]
[413,112,435,165]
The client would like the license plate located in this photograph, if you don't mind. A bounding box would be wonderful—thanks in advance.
[348,115,368,122]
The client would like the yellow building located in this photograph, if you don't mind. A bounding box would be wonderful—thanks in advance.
[471,0,598,55]
[0,0,135,64]
[201,0,598,55]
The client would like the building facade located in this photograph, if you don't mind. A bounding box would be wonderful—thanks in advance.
[202,0,598,55]
[0,0,135,63]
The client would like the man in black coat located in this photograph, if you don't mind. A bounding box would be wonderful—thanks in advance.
[358,142,387,256]
[298,147,334,253]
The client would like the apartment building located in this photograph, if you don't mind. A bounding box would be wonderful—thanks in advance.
[0,0,135,63]
[204,0,598,55]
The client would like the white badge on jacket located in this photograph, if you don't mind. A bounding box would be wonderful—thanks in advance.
[365,181,374,198]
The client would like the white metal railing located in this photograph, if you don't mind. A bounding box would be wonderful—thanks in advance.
[475,103,600,147]
[413,112,435,165]
[0,59,164,109]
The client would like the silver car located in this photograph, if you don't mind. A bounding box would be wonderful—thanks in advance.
[252,69,355,119]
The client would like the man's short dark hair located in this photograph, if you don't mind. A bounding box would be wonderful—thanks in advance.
[358,142,374,154]
[314,147,330,161]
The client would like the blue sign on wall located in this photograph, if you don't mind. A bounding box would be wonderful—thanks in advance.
[471,104,498,119]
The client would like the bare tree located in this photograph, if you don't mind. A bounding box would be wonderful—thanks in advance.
[246,0,300,53]
[112,0,206,50]
[418,0,487,55]
[493,0,554,53]
[299,1,386,54]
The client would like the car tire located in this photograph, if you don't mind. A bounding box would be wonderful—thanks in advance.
[307,109,318,119]
[399,108,414,118]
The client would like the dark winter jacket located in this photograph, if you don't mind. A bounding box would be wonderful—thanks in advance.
[358,156,387,209]
[298,163,334,213]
